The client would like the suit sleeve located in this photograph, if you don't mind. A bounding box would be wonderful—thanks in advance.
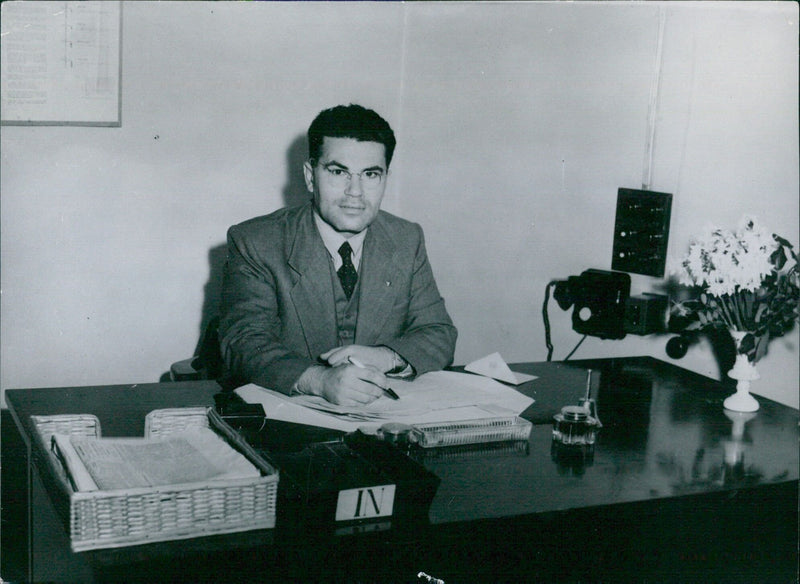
[381,224,457,375]
[218,225,315,393]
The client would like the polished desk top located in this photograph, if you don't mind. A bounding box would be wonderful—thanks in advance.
[6,356,799,583]
[430,358,799,524]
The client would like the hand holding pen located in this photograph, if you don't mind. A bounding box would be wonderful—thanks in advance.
[348,357,400,400]
[310,346,399,405]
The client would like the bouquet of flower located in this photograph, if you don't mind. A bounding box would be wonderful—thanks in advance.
[671,216,799,362]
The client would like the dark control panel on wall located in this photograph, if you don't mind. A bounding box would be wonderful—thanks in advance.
[611,188,672,277]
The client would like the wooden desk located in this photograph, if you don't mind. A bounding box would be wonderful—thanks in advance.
[5,357,798,583]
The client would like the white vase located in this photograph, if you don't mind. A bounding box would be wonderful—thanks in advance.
[724,331,760,412]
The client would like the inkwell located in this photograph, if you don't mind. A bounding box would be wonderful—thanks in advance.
[551,369,602,472]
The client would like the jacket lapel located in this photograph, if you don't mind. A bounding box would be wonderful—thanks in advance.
[287,206,338,357]
[356,219,398,344]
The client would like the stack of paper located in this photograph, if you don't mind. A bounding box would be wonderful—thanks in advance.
[235,370,535,432]
[51,428,261,491]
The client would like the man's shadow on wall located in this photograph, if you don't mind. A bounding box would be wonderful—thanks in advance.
[160,135,309,380]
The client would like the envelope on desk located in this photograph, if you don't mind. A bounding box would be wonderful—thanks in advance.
[464,352,537,385]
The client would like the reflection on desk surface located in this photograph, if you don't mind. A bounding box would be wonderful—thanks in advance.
[424,358,798,524]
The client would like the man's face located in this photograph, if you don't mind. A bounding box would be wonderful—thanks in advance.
[304,137,388,236]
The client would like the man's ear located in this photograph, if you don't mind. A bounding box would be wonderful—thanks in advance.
[303,160,315,193]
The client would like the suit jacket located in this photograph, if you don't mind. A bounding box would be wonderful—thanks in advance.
[219,203,457,394]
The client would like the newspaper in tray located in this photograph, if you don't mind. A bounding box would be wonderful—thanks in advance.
[51,427,260,492]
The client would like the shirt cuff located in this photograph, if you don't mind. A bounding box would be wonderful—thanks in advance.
[386,349,414,378]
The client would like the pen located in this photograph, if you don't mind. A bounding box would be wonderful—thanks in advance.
[584,369,593,401]
[347,356,400,400]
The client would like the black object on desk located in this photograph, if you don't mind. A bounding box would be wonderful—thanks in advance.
[227,414,440,539]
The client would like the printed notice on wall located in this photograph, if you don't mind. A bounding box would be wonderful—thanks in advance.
[1,1,121,126]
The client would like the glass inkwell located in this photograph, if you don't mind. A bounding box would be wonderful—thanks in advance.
[551,370,602,472]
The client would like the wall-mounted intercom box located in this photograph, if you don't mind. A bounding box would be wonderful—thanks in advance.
[611,188,672,277]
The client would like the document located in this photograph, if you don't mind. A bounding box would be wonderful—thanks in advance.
[464,352,538,385]
[235,370,535,432]
[52,428,260,492]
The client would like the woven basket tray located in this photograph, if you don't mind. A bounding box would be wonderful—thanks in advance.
[31,407,278,552]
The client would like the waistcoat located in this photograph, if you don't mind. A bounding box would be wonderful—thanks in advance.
[329,260,360,346]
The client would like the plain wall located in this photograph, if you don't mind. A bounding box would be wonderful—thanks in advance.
[2,1,798,409]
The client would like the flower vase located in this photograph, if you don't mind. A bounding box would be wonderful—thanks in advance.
[724,330,760,412]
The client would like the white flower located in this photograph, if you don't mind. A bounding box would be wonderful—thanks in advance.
[678,215,778,295]
[673,214,799,351]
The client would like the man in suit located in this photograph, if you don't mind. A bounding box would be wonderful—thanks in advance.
[219,104,457,405]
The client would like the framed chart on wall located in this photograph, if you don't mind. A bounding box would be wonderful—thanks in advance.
[1,1,122,127]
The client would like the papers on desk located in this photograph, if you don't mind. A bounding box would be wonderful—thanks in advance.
[235,370,535,432]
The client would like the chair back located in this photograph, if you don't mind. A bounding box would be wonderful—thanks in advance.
[194,316,222,379]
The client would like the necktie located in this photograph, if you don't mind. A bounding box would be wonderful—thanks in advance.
[337,242,358,300]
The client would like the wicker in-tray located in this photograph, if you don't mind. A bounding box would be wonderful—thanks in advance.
[31,407,278,552]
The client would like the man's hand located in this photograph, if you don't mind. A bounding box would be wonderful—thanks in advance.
[295,363,389,406]
[320,345,399,372]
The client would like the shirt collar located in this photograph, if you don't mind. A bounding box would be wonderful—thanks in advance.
[313,210,367,269]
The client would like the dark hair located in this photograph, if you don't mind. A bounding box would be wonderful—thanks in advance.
[307,104,396,167]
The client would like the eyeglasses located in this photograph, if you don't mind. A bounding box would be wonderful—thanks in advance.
[319,163,385,190]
